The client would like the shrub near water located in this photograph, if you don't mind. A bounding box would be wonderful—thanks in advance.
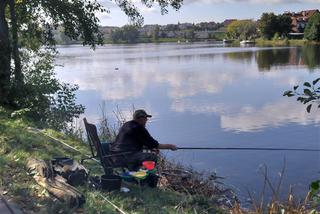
[12,49,85,131]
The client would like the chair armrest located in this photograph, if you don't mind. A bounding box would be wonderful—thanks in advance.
[102,151,133,158]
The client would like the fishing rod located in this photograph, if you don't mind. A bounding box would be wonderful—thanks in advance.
[177,147,320,152]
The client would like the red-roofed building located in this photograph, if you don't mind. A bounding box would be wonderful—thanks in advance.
[284,9,319,33]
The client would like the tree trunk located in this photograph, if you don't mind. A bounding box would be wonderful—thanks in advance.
[0,0,11,105]
[8,0,23,105]
[9,0,22,85]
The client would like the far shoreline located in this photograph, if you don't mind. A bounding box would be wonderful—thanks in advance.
[56,38,320,47]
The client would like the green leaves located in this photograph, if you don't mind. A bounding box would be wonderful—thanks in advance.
[283,90,294,97]
[306,104,312,113]
[310,180,320,196]
[313,78,320,85]
[115,0,183,26]
[304,82,311,87]
[304,88,313,96]
[284,78,320,113]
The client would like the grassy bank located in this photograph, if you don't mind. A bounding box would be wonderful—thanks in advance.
[1,107,318,213]
[255,38,320,46]
[0,107,228,213]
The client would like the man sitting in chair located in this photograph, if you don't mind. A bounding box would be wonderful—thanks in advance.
[110,109,177,171]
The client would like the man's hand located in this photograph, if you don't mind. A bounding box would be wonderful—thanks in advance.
[151,148,160,154]
[169,144,178,151]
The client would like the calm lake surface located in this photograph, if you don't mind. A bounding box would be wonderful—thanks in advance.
[55,43,320,202]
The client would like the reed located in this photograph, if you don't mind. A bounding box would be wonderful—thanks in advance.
[231,162,318,213]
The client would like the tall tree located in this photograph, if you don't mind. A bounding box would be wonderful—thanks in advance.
[276,14,292,37]
[0,0,106,106]
[258,13,278,39]
[0,0,183,106]
[258,13,292,39]
[0,0,11,105]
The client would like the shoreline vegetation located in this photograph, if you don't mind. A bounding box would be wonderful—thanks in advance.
[57,38,320,46]
[1,107,319,213]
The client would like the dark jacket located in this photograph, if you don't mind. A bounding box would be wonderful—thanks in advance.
[110,120,159,153]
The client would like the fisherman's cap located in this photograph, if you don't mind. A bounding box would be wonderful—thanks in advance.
[133,109,152,119]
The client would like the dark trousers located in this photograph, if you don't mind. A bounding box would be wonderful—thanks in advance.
[111,152,157,171]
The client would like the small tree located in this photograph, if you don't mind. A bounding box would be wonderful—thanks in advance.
[152,25,160,41]
[122,25,140,43]
[304,13,320,41]
[227,20,257,40]
[111,28,123,43]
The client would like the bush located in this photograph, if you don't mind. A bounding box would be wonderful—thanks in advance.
[17,48,85,131]
[272,32,280,41]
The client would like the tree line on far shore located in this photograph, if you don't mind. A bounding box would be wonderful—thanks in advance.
[107,12,320,43]
[227,12,320,41]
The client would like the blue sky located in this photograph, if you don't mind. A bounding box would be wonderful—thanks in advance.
[97,0,320,26]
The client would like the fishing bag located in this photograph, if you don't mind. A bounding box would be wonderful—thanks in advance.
[51,157,89,186]
[27,158,86,208]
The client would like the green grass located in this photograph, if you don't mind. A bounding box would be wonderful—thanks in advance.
[255,38,320,46]
[0,108,225,214]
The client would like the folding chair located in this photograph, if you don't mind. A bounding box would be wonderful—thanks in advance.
[81,118,131,175]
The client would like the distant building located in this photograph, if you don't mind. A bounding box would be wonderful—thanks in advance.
[284,9,319,33]
[195,21,218,31]
[99,26,119,39]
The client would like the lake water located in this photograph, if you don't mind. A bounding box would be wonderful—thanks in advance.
[55,43,320,203]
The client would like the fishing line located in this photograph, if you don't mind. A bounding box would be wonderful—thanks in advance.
[177,147,320,152]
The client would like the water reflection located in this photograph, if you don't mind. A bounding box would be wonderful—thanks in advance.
[171,98,320,132]
[66,66,237,100]
[224,51,254,63]
[256,48,291,70]
[301,45,320,70]
[56,44,320,133]
[222,46,320,71]
[221,99,320,132]
[55,44,320,202]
